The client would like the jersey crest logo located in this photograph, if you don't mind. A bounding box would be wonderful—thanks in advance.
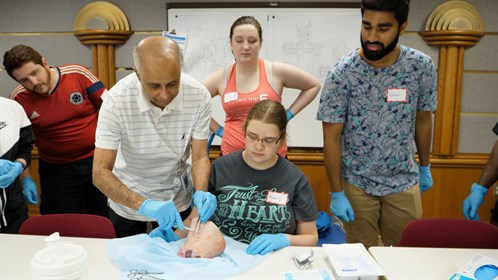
[69,92,84,105]
[30,111,40,119]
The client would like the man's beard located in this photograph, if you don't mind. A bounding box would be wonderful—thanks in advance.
[360,30,400,61]
[32,67,52,94]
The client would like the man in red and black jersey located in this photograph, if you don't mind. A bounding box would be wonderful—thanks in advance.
[3,45,108,217]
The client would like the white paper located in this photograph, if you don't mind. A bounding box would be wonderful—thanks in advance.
[162,31,188,56]
[284,269,335,280]
[322,243,385,280]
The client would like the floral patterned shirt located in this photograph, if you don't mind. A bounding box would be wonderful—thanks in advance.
[317,45,437,196]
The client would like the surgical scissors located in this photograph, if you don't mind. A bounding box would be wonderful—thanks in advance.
[193,217,202,234]
[127,269,165,280]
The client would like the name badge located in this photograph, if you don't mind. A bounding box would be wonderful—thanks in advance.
[224,92,238,103]
[266,191,289,205]
[386,88,408,102]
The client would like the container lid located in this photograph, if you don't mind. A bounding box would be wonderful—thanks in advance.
[31,232,88,277]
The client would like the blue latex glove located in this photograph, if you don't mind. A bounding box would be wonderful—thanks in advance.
[193,190,217,223]
[246,233,290,255]
[316,211,332,238]
[463,183,488,220]
[418,164,433,193]
[215,126,224,138]
[0,160,23,188]
[286,109,294,121]
[137,199,184,230]
[330,190,354,222]
[22,176,38,204]
[149,226,180,242]
[0,159,10,170]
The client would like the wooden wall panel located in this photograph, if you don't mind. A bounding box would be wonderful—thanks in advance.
[27,149,495,222]
[422,156,496,220]
[294,164,330,213]
[294,155,495,221]
[210,150,495,221]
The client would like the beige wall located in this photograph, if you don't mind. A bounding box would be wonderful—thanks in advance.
[0,0,496,153]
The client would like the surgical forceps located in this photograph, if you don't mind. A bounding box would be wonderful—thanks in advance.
[127,269,165,280]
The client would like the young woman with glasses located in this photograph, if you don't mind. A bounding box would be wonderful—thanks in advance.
[207,100,319,255]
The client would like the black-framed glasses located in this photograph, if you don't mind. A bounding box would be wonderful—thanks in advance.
[245,131,281,145]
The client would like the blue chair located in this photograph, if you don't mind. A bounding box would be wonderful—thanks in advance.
[316,212,346,245]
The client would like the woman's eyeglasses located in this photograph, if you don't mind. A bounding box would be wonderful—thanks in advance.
[245,131,281,145]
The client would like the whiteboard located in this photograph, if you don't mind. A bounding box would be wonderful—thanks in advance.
[167,8,361,147]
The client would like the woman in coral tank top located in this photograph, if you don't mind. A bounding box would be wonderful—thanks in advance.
[203,16,321,157]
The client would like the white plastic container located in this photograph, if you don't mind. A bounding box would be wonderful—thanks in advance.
[31,232,88,279]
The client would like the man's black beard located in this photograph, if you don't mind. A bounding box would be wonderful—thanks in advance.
[360,30,400,61]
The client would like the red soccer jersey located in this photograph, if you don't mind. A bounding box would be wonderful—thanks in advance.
[10,64,106,163]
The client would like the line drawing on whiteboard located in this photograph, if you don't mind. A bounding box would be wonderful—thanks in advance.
[168,8,361,147]
[172,12,269,82]
[281,21,323,61]
[179,23,233,81]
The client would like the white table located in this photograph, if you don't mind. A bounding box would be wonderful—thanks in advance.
[0,233,333,279]
[0,233,119,279]
[369,246,498,280]
[8,233,495,280]
[234,246,333,279]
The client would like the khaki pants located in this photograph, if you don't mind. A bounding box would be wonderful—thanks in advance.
[343,181,422,248]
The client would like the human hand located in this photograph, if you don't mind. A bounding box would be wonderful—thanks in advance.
[0,160,23,188]
[246,233,290,255]
[137,199,184,230]
[149,226,180,242]
[193,190,217,223]
[286,109,294,121]
[0,159,10,171]
[463,183,488,220]
[329,190,354,222]
[22,177,38,204]
[418,164,433,193]
[216,126,224,138]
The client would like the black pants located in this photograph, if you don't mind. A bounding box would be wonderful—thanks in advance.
[39,156,109,217]
[491,199,498,227]
[0,207,28,234]
[110,207,192,238]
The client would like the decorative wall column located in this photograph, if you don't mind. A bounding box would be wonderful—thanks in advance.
[420,0,484,155]
[73,1,133,89]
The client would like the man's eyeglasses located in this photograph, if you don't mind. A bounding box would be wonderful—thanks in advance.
[245,132,281,145]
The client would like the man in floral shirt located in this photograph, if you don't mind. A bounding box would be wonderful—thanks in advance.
[317,0,437,248]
